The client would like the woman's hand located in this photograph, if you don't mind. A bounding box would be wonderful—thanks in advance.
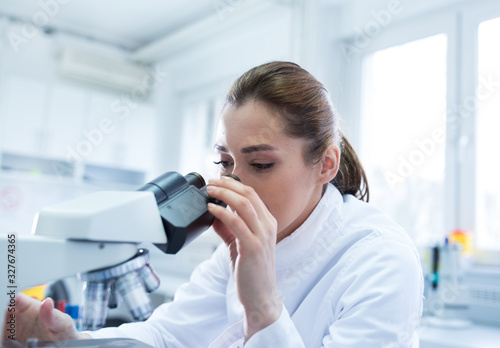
[206,177,282,340]
[2,293,90,343]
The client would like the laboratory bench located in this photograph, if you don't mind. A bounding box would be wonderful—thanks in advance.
[419,319,500,348]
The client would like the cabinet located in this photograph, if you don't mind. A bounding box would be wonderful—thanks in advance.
[0,75,159,177]
[0,76,47,155]
[85,93,123,166]
[122,103,157,175]
[45,83,87,159]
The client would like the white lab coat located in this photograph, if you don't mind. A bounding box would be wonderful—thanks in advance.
[89,183,423,347]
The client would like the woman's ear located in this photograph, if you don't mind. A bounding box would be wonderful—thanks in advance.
[319,144,340,184]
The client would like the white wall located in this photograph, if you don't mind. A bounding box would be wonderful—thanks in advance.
[152,3,293,175]
[149,1,348,175]
[0,20,160,179]
[0,19,162,238]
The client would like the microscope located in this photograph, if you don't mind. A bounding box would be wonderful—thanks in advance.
[0,171,237,337]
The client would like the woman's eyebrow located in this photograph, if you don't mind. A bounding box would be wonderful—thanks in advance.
[214,144,227,152]
[241,144,277,154]
[214,144,277,154]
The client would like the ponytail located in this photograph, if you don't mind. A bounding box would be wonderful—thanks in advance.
[226,61,369,202]
[332,132,369,202]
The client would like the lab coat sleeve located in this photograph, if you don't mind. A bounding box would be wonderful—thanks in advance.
[219,235,422,348]
[87,244,231,348]
[322,236,424,347]
[243,304,305,348]
[208,304,304,348]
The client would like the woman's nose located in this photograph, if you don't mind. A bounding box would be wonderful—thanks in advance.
[230,167,244,183]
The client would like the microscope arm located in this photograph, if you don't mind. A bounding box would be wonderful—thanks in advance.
[0,236,138,293]
[0,236,138,341]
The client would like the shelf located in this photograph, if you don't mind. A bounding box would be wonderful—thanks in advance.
[0,151,145,188]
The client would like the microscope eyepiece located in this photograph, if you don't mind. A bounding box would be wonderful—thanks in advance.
[143,172,239,255]
[138,172,207,205]
[185,172,205,188]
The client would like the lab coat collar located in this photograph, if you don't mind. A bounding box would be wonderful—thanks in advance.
[275,183,344,269]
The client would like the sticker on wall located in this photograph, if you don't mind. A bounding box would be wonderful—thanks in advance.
[0,186,24,212]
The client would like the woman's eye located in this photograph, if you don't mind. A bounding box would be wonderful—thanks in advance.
[213,160,233,169]
[251,163,274,172]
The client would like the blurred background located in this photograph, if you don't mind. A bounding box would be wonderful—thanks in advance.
[0,0,499,346]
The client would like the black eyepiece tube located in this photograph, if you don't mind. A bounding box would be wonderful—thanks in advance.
[140,171,241,254]
[185,172,205,189]
[138,172,192,205]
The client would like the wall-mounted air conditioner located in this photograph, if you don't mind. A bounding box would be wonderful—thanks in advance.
[59,49,150,93]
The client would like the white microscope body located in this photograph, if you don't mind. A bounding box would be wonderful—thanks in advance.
[0,171,230,338]
[1,190,165,333]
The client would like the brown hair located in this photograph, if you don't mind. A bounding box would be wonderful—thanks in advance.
[225,61,369,202]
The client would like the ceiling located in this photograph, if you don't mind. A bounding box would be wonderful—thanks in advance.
[0,0,216,51]
[0,0,458,57]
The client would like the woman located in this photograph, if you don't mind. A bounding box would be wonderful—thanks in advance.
[8,62,423,347]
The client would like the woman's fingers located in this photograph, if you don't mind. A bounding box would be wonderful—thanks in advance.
[15,292,35,312]
[7,293,42,341]
[206,177,282,341]
[208,202,253,243]
[39,298,57,330]
[211,218,239,272]
[211,216,236,246]
[39,298,77,340]
[207,179,275,238]
[6,294,79,343]
[210,178,268,218]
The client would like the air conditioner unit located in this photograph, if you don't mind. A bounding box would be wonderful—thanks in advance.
[59,49,150,93]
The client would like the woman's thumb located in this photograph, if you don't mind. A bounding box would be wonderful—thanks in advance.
[39,298,57,329]
[39,297,79,341]
[39,297,72,334]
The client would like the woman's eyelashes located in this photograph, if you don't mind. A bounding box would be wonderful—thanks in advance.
[250,162,275,172]
[213,160,275,173]
[213,160,233,170]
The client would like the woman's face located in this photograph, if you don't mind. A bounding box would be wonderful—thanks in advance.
[214,100,325,241]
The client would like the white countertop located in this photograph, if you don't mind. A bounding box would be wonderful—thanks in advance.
[419,318,500,348]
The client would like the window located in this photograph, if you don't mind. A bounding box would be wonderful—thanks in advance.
[346,3,500,264]
[476,17,500,250]
[360,34,448,245]
[179,95,224,180]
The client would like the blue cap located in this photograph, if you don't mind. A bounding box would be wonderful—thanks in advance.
[65,304,79,319]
